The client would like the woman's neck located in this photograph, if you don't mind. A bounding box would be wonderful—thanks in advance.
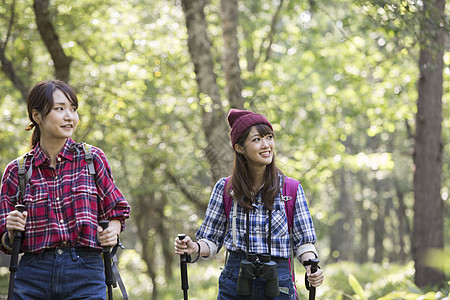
[249,165,266,191]
[39,138,67,167]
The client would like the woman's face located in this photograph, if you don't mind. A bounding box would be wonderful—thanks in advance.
[33,89,79,143]
[237,126,275,168]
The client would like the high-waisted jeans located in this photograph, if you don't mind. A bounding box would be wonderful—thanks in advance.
[11,247,106,300]
[217,251,295,300]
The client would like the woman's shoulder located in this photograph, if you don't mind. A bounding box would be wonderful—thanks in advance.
[215,177,228,189]
[210,177,229,197]
[3,158,19,176]
[1,153,31,185]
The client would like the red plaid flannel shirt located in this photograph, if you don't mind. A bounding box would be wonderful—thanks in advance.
[0,138,130,253]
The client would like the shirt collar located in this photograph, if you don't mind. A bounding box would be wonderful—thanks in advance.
[33,138,75,167]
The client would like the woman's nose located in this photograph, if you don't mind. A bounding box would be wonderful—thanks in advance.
[64,109,74,120]
[261,138,269,147]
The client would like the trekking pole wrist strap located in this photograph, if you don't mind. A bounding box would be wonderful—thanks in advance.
[187,241,201,263]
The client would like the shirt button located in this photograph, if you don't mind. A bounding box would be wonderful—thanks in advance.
[57,157,61,162]
[62,241,67,246]
[56,197,60,201]
[60,219,64,224]
[55,176,58,180]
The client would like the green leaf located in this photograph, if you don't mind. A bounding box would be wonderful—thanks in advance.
[348,274,366,299]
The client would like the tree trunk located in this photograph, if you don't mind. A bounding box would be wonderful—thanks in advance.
[413,0,445,288]
[330,169,354,261]
[33,0,72,82]
[394,178,410,262]
[220,0,244,109]
[358,205,369,263]
[181,0,233,182]
[373,179,385,263]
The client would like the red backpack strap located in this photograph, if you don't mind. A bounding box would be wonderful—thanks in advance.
[283,175,300,299]
[282,176,299,230]
[223,176,232,222]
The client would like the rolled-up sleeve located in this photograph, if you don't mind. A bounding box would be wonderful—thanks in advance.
[93,148,130,229]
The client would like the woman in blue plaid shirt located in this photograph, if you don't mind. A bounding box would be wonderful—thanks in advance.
[175,109,324,299]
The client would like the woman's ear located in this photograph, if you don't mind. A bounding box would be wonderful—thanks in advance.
[234,144,244,154]
[31,109,42,125]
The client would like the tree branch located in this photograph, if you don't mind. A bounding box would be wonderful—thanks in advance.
[262,0,284,62]
[33,0,72,82]
[165,168,208,212]
[0,0,28,101]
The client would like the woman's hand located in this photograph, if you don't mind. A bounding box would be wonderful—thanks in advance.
[305,266,324,287]
[6,210,28,239]
[97,220,121,247]
[301,252,324,287]
[174,235,198,256]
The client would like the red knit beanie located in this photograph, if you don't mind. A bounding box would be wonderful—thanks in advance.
[227,109,273,146]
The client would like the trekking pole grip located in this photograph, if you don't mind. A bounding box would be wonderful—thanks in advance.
[13,204,26,238]
[177,234,189,299]
[303,258,320,300]
[10,204,26,265]
[309,258,319,274]
[99,221,114,286]
[8,204,26,300]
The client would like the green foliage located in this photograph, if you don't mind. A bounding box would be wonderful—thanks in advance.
[0,0,448,296]
[315,261,449,299]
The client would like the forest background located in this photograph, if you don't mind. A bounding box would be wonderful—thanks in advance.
[0,0,448,299]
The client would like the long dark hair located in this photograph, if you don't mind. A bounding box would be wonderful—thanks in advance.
[26,80,78,149]
[228,123,282,211]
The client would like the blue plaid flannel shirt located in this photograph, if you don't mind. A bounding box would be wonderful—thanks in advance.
[196,174,317,259]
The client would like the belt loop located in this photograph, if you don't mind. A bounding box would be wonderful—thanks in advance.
[70,247,78,261]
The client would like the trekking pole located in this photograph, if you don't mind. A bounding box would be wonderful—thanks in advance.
[99,220,114,300]
[177,234,189,300]
[7,204,26,300]
[303,258,320,300]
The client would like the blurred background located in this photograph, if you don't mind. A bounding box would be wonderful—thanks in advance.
[0,0,448,299]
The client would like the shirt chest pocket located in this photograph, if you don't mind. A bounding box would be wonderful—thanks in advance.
[71,171,99,213]
[23,179,49,227]
[267,209,289,239]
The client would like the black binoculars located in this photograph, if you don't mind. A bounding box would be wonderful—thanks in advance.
[236,252,279,297]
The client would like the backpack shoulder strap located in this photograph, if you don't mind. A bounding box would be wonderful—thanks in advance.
[282,175,300,299]
[14,153,33,203]
[282,176,299,230]
[223,176,239,247]
[223,176,232,221]
[82,143,96,176]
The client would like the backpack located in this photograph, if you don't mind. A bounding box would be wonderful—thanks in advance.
[222,175,300,299]
[13,142,129,300]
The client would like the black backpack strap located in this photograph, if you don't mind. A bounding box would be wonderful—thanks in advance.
[12,153,33,204]
[82,143,96,176]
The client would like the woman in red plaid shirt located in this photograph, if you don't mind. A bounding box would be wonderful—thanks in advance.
[0,80,130,299]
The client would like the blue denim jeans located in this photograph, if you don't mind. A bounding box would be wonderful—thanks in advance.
[12,247,106,300]
[217,251,295,300]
